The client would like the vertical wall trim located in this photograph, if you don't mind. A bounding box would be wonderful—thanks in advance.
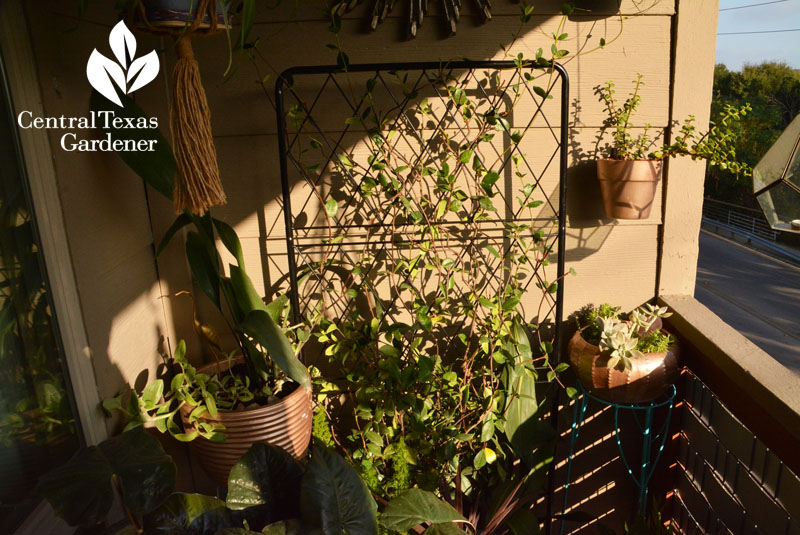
[0,0,107,447]
[658,0,720,296]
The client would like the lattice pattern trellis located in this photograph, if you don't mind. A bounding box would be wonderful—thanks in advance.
[276,61,568,354]
[275,59,569,531]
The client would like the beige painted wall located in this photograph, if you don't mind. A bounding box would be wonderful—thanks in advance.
[12,0,722,440]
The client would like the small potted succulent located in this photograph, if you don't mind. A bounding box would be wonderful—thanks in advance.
[597,74,751,219]
[568,303,680,403]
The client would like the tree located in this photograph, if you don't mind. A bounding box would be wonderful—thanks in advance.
[705,62,800,205]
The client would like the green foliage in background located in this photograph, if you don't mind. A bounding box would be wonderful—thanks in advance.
[707,62,800,205]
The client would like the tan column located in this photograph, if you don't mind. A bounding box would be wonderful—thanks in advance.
[659,0,720,296]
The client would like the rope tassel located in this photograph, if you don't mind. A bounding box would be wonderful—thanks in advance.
[171,36,226,214]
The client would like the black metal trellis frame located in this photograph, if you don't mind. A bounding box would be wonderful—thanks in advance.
[275,60,569,532]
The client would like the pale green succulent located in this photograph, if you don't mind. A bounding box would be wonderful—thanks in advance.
[595,304,673,370]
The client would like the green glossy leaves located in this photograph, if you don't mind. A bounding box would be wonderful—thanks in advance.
[90,90,176,200]
[381,489,467,532]
[227,443,303,518]
[239,309,309,388]
[143,493,233,535]
[37,427,176,527]
[301,448,379,535]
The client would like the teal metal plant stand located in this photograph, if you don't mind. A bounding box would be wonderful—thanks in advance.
[559,381,677,533]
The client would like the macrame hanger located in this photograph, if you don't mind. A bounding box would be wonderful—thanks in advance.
[132,0,227,214]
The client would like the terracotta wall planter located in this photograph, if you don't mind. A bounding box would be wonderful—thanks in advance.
[596,159,663,219]
[568,330,679,404]
[180,358,312,486]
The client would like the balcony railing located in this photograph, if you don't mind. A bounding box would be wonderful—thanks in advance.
[660,295,800,535]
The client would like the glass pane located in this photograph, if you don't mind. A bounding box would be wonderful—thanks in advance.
[757,181,800,231]
[753,112,800,192]
[0,55,81,528]
[785,140,800,189]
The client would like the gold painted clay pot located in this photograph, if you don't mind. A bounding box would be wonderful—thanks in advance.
[597,159,663,220]
[180,357,312,486]
[568,329,679,404]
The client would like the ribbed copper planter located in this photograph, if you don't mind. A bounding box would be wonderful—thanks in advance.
[597,159,663,220]
[568,330,679,404]
[180,358,312,486]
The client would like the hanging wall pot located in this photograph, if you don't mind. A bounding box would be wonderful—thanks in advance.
[568,0,622,21]
[132,0,229,214]
[596,158,662,219]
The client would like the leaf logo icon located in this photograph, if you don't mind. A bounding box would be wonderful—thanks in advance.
[86,21,160,107]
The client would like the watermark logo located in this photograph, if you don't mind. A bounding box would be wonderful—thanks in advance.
[86,21,160,107]
[18,21,161,152]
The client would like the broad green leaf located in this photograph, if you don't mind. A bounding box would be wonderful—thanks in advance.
[37,428,176,527]
[90,90,175,200]
[504,323,538,448]
[227,443,303,517]
[239,309,309,388]
[143,493,233,535]
[186,231,221,307]
[238,0,256,49]
[480,418,495,442]
[261,521,304,535]
[481,171,500,195]
[156,212,192,257]
[301,447,378,535]
[214,521,305,535]
[265,294,290,323]
[381,489,466,531]
[213,218,245,267]
[425,523,465,535]
[505,508,539,535]
[228,264,268,315]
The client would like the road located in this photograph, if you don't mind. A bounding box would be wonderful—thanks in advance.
[695,231,800,375]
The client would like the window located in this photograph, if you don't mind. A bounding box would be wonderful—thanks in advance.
[0,50,82,531]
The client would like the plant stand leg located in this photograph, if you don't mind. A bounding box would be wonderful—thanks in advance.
[560,383,589,535]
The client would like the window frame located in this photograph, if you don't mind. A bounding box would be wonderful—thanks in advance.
[0,1,107,532]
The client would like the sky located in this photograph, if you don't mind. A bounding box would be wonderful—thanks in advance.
[716,0,800,71]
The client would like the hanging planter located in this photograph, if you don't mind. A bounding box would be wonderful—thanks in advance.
[596,75,751,221]
[139,0,229,28]
[597,158,662,219]
[131,0,229,214]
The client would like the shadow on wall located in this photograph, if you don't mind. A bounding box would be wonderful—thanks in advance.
[22,0,657,408]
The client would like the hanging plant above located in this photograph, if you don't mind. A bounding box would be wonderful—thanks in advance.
[333,0,492,38]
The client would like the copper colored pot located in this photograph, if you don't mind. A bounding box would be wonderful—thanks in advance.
[568,330,679,404]
[179,357,312,486]
[597,159,663,219]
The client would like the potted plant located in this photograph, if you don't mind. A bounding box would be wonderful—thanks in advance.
[568,303,680,403]
[106,214,313,487]
[597,74,751,219]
